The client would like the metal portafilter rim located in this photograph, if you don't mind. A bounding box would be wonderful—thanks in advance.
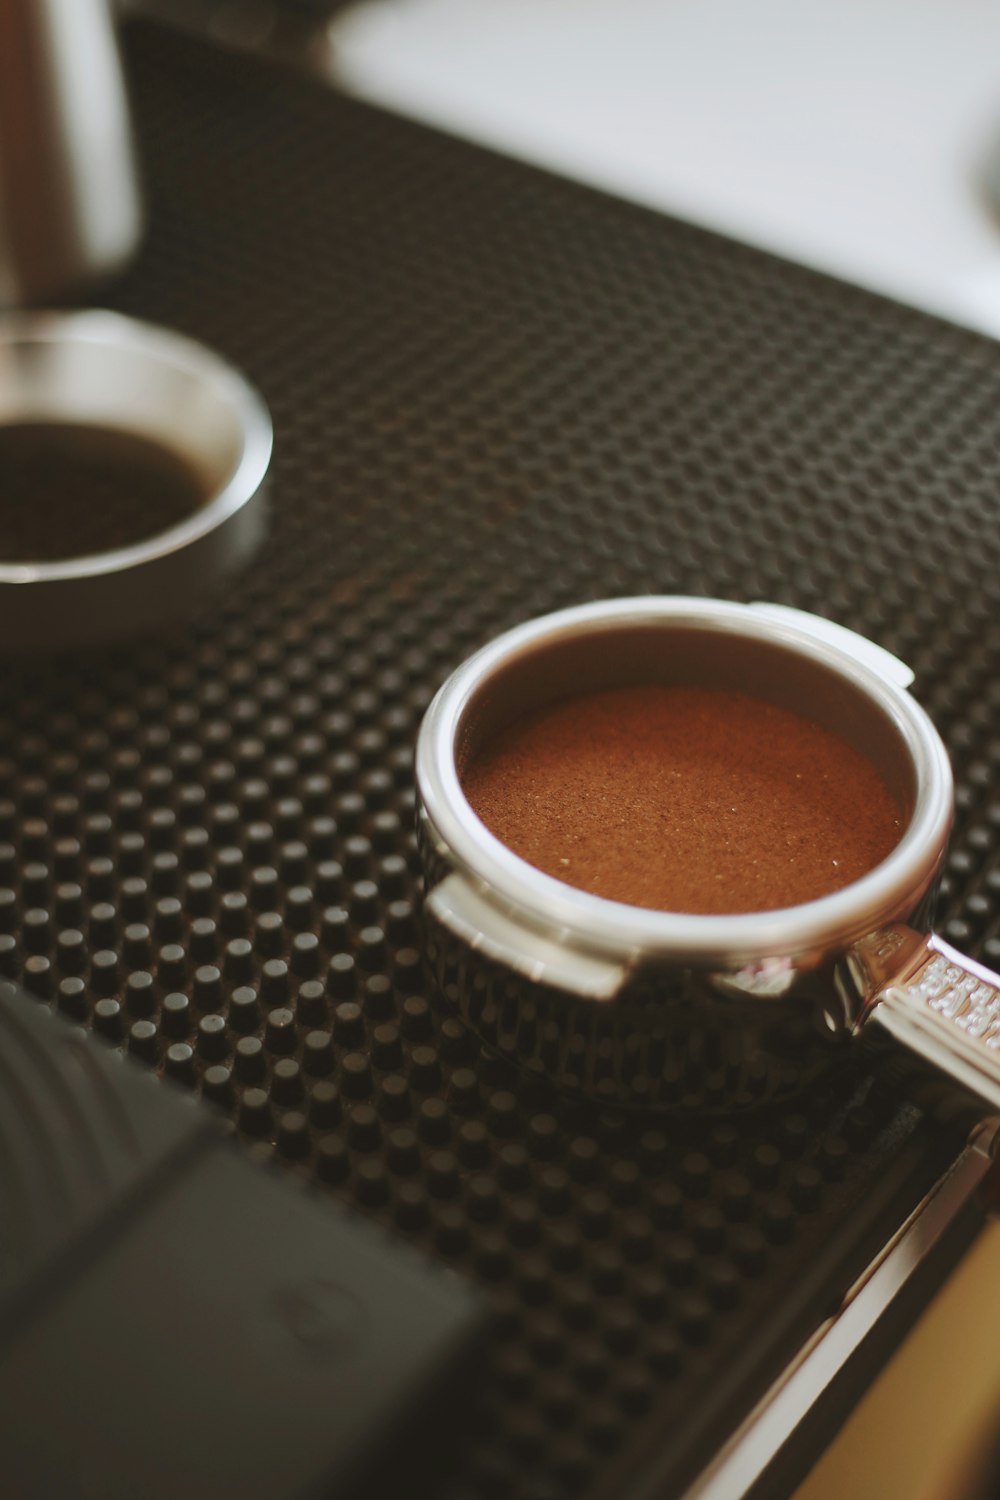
[416,598,1000,1117]
[417,597,954,974]
[0,309,272,649]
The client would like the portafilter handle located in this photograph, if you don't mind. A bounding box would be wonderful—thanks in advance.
[0,0,142,306]
[851,925,1000,1113]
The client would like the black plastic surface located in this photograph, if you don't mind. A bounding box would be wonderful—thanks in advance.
[0,982,485,1500]
[0,979,205,1325]
[1,18,997,1497]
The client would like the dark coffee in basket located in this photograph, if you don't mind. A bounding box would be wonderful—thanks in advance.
[461,686,902,915]
[0,421,208,562]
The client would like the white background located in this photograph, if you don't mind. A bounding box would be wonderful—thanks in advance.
[331,0,1000,339]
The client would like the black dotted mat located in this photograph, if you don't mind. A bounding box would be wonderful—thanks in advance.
[4,20,998,1498]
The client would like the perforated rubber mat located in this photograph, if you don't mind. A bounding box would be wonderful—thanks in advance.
[3,19,999,1498]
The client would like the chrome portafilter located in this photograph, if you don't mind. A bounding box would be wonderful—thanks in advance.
[415,598,1000,1117]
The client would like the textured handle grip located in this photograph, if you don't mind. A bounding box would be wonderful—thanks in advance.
[868,934,1000,1113]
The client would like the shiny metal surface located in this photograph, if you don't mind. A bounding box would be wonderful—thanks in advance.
[0,310,272,650]
[416,597,1000,1112]
[862,931,1000,1113]
[681,1120,1000,1500]
[0,0,142,304]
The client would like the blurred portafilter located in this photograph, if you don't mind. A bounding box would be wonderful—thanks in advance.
[0,0,142,305]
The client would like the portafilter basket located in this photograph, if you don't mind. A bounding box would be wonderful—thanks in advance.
[415,598,1000,1115]
[0,310,271,650]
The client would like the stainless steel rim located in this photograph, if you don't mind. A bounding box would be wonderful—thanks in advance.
[0,309,272,584]
[416,597,954,967]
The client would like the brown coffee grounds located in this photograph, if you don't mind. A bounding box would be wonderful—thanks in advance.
[0,423,207,562]
[461,686,903,915]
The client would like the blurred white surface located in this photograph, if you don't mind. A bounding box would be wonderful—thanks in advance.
[332,0,1000,338]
